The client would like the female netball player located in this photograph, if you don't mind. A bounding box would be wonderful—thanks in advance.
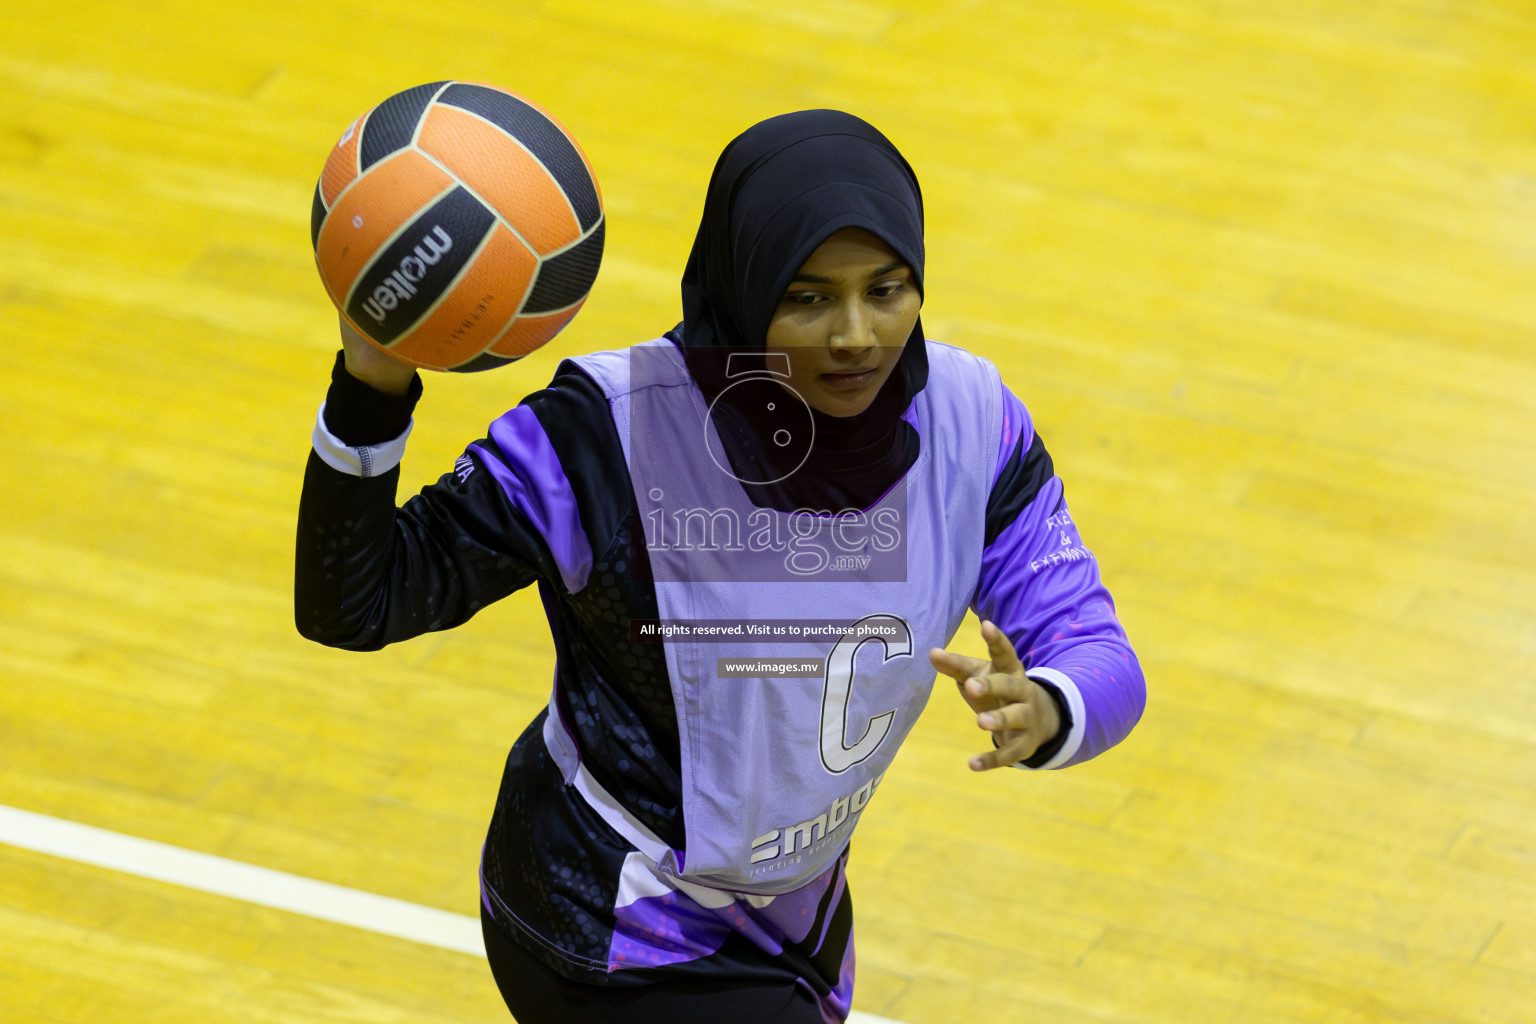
[296,109,1145,1023]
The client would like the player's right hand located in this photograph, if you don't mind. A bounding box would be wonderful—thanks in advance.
[338,314,418,396]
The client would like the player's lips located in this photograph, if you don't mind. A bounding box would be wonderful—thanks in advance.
[819,368,879,390]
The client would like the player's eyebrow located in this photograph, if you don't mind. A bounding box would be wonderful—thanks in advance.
[789,263,908,285]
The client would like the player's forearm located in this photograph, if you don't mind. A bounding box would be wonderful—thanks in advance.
[293,352,423,649]
[973,474,1146,768]
[293,453,408,650]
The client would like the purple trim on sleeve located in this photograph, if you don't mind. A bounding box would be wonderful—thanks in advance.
[994,381,1032,486]
[470,404,594,593]
[973,476,1146,767]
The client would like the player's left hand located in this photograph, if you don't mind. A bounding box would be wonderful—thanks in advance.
[930,620,1061,772]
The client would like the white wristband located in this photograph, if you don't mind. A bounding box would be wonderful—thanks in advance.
[1013,667,1088,771]
[311,401,413,478]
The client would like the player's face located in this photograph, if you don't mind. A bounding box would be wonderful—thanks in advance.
[764,227,919,418]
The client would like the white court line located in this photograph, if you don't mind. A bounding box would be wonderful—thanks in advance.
[0,804,483,953]
[0,804,901,1024]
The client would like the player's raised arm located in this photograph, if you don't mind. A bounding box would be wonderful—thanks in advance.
[294,317,546,652]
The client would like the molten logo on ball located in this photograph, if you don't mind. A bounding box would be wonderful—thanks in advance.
[358,225,453,325]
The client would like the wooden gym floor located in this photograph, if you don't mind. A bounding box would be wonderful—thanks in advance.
[2,1,1534,1021]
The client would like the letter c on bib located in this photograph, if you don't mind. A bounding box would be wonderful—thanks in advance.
[819,614,911,773]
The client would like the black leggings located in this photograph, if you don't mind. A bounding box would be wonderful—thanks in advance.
[479,907,826,1023]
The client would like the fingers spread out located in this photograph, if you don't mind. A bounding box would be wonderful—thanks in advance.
[977,701,1033,733]
[980,620,1023,675]
[971,711,1049,771]
[933,623,1044,768]
[970,748,1008,772]
[965,670,1031,707]
[929,647,988,681]
[970,731,1038,772]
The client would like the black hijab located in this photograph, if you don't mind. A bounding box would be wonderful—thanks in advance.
[666,109,927,512]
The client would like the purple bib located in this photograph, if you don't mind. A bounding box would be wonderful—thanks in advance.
[550,338,999,894]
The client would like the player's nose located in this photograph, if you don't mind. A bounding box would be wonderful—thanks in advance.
[827,297,875,353]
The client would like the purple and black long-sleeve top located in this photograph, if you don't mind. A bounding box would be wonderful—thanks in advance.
[295,337,1144,1017]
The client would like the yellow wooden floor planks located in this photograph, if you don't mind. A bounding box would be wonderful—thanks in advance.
[4,0,1536,1021]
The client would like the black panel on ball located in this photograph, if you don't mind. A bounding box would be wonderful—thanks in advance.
[438,83,602,232]
[359,81,449,171]
[309,183,327,249]
[523,218,605,314]
[449,350,521,373]
[345,186,496,345]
